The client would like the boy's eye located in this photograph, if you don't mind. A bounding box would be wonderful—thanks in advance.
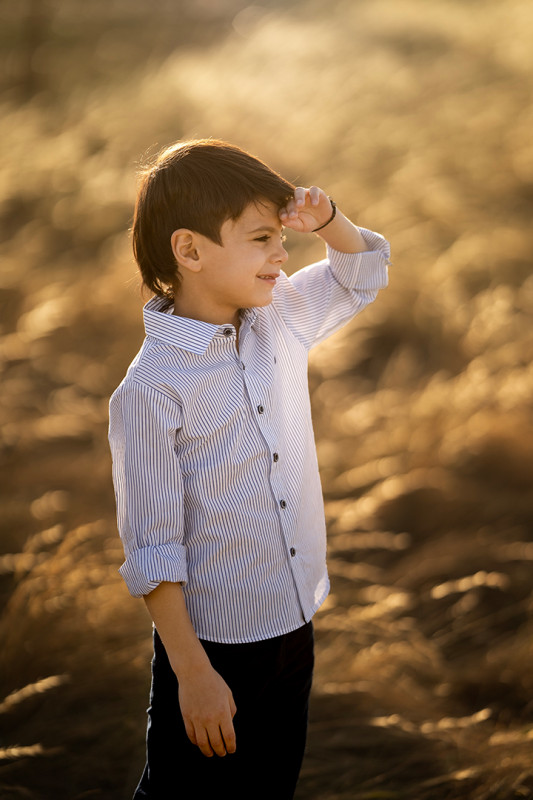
[254,234,287,243]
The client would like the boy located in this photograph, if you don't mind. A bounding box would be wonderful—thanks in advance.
[109,139,390,800]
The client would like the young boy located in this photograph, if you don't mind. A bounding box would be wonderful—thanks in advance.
[109,139,390,800]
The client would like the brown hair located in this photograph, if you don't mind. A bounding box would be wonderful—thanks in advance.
[132,139,295,300]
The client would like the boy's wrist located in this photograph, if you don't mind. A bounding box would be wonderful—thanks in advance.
[315,209,367,254]
[171,646,212,681]
[312,198,337,232]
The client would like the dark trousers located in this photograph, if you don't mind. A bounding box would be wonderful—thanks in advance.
[133,621,314,800]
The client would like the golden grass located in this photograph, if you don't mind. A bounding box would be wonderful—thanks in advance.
[1,0,533,797]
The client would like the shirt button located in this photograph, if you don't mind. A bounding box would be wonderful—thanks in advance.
[280,500,287,509]
[290,547,296,557]
[273,452,279,462]
[223,328,233,337]
[241,363,245,370]
[257,405,264,414]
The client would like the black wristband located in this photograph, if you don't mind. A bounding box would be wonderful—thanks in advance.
[312,198,337,232]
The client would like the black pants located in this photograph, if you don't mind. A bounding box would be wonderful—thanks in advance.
[133,621,314,800]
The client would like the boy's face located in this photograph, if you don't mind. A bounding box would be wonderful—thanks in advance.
[190,200,288,326]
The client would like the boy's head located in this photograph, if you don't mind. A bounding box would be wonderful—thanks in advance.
[132,139,295,300]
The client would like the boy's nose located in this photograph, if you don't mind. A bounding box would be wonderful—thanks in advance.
[272,243,289,264]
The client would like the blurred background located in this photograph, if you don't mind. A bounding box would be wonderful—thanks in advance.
[1,0,533,797]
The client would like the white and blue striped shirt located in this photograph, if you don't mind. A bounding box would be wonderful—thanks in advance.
[109,229,390,643]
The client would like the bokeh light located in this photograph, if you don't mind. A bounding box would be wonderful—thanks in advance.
[1,1,533,798]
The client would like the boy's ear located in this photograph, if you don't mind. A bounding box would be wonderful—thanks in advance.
[170,229,201,272]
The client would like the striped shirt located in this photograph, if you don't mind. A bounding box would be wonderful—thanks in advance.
[109,228,390,643]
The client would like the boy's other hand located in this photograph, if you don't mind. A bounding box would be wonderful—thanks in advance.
[178,664,237,758]
[279,186,332,233]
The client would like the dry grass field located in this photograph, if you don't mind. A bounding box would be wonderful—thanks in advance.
[1,0,533,797]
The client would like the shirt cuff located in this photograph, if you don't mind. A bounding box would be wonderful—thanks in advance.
[326,227,391,291]
[119,542,188,597]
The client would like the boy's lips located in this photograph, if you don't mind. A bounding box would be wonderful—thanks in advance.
[257,272,280,282]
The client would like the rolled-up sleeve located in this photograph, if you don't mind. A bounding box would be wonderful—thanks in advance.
[109,380,187,597]
[272,227,391,350]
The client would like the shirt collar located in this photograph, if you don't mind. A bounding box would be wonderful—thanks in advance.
[143,296,258,354]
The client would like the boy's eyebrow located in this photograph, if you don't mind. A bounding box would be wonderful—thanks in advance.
[247,225,283,234]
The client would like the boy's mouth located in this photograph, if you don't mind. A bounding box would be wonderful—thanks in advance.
[257,273,279,282]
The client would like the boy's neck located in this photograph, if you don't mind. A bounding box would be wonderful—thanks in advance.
[172,296,241,332]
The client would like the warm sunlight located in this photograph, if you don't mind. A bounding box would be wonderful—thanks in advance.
[1,1,532,798]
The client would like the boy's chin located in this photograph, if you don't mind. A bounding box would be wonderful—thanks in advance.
[254,297,274,308]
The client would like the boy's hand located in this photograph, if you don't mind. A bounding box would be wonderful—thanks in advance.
[178,664,237,758]
[281,185,368,253]
[279,186,332,233]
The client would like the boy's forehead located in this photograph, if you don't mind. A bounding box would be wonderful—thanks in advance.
[236,200,282,231]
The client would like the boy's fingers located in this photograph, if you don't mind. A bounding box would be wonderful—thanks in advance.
[284,187,308,217]
[293,186,307,207]
[189,716,236,758]
[194,726,215,758]
[309,185,321,205]
[282,186,323,216]
[284,198,300,219]
[184,718,198,746]
[282,189,307,220]
[280,186,328,229]
[221,718,237,754]
[207,726,229,758]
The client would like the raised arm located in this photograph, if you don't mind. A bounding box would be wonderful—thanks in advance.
[273,186,390,351]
